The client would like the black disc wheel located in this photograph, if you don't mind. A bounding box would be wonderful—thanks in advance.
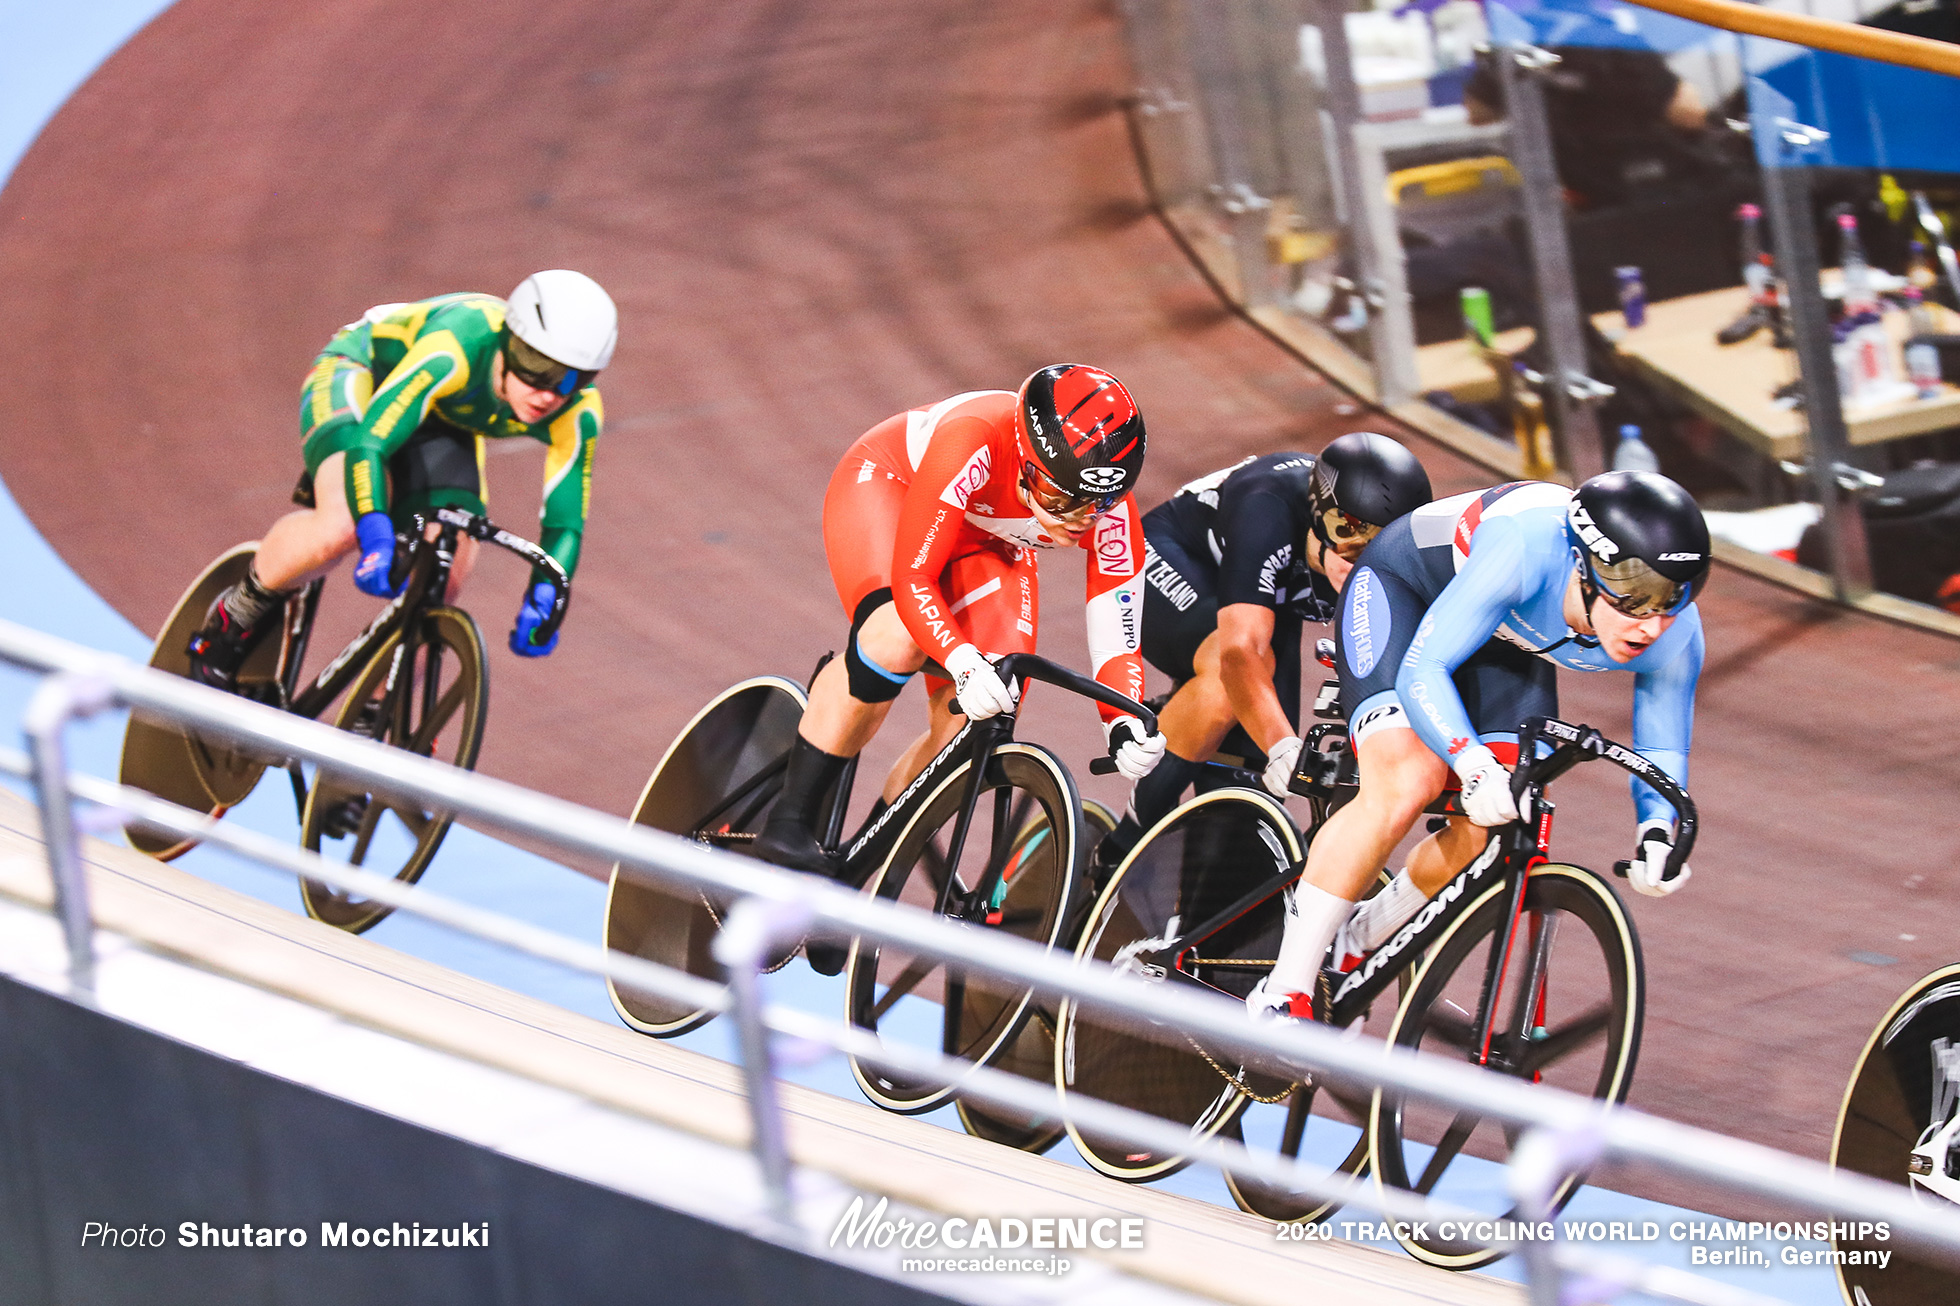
[956,798,1116,1153]
[119,544,282,859]
[299,607,487,934]
[1373,862,1641,1270]
[1831,963,1960,1305]
[1057,789,1304,1183]
[846,742,1080,1115]
[1223,867,1406,1224]
[603,676,817,1038]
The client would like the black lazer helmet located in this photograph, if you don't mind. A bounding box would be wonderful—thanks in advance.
[1566,470,1711,618]
[1307,432,1433,556]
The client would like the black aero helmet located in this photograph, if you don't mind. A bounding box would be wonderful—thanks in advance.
[1307,432,1433,555]
[1566,470,1711,618]
[1015,364,1147,513]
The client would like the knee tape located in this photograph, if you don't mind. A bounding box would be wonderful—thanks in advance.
[845,633,910,703]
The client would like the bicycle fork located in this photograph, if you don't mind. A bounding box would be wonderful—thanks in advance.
[1468,797,1556,1073]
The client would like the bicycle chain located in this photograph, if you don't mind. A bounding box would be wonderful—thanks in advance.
[1184,1032,1300,1104]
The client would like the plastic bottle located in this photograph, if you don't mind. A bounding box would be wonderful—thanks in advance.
[1612,424,1661,473]
[1838,212,1879,322]
[1738,204,1771,300]
[1905,287,1942,399]
[1908,239,1939,293]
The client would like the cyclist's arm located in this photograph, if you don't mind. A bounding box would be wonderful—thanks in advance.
[890,417,994,663]
[341,330,472,519]
[1213,489,1298,751]
[536,391,601,582]
[1216,604,1291,751]
[1083,496,1146,723]
[1392,516,1527,762]
[1629,605,1703,827]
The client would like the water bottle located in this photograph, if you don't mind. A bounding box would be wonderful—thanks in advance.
[1738,204,1772,301]
[1906,289,1943,399]
[1838,212,1879,322]
[1612,425,1661,474]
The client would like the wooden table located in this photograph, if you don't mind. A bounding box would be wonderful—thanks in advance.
[1592,284,1960,461]
[1414,325,1535,404]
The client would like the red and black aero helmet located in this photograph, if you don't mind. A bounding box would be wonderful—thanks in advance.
[1015,364,1147,511]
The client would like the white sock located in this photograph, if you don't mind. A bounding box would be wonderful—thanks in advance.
[1268,883,1353,995]
[1346,870,1428,953]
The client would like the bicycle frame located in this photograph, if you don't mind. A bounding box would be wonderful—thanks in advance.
[259,508,570,813]
[682,652,1157,909]
[1154,716,1696,1065]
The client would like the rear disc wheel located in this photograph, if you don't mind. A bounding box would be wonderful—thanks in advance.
[118,544,282,859]
[1831,963,1960,1303]
[603,676,816,1037]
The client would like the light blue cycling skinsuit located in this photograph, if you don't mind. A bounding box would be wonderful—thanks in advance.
[1335,481,1704,828]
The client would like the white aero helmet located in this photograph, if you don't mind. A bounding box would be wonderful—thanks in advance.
[503,269,618,396]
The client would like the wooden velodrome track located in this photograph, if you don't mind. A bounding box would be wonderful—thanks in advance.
[1,0,1957,1215]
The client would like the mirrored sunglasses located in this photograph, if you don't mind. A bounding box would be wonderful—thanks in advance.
[1317,505,1384,558]
[1592,556,1689,618]
[1023,462,1120,524]
[504,335,597,398]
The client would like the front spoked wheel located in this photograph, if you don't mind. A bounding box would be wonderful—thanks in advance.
[957,798,1116,1153]
[299,608,487,933]
[1373,862,1641,1270]
[847,743,1080,1115]
[603,676,815,1038]
[1830,963,1960,1303]
[1057,789,1305,1183]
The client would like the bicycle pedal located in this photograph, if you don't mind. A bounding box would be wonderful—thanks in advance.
[320,793,371,839]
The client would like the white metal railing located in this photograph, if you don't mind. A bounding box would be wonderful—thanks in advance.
[2,616,1955,1306]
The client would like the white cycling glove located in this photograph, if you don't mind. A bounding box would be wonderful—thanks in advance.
[1104,715,1167,780]
[944,643,1017,720]
[1452,744,1519,827]
[1626,821,1692,897]
[1261,735,1305,799]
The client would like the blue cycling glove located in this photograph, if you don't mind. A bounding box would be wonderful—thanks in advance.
[511,581,560,657]
[351,513,401,598]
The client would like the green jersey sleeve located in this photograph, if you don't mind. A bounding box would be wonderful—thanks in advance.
[341,329,473,517]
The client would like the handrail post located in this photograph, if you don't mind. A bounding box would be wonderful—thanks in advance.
[21,669,118,995]
[1509,1120,1607,1306]
[713,893,816,1236]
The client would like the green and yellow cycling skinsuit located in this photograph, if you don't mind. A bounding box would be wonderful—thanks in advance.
[298,292,601,580]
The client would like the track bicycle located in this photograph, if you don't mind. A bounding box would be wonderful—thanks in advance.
[119,506,567,933]
[602,652,1154,1120]
[1831,964,1960,1303]
[1058,714,1693,1271]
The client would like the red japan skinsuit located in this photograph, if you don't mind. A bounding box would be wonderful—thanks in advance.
[821,390,1144,721]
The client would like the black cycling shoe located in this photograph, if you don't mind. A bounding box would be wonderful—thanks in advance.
[185,601,269,692]
[804,938,849,977]
[1091,815,1141,882]
[752,817,846,881]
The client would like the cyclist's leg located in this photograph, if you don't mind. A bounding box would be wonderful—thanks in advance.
[880,547,1037,801]
[190,356,371,687]
[757,444,917,873]
[388,424,487,602]
[1352,641,1557,949]
[1260,533,1439,1009]
[258,353,376,588]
